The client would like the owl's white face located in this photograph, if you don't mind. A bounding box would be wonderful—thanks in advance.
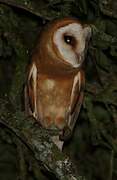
[53,23,91,68]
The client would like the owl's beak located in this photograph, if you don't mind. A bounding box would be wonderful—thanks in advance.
[75,39,91,66]
[75,52,84,66]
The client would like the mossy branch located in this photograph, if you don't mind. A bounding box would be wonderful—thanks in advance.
[0,0,72,20]
[0,0,50,20]
[0,98,85,180]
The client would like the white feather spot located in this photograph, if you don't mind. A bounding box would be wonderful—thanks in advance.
[42,79,55,91]
[29,63,37,118]
[68,71,80,125]
[70,71,80,106]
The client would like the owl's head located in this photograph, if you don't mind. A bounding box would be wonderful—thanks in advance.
[35,18,91,70]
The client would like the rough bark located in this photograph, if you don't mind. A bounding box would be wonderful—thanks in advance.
[0,98,84,180]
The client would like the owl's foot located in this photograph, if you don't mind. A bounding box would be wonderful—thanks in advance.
[59,126,72,141]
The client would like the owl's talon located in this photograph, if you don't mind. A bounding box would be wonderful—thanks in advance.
[59,126,72,141]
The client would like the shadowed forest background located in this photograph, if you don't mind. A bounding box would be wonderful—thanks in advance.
[0,0,117,180]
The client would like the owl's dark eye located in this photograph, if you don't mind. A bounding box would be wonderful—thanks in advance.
[64,35,76,46]
[64,35,74,45]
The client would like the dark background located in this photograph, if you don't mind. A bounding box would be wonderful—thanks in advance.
[0,0,117,180]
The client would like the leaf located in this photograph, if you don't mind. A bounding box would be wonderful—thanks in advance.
[110,45,117,57]
[96,50,110,71]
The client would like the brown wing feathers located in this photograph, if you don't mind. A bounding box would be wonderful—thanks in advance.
[59,70,85,141]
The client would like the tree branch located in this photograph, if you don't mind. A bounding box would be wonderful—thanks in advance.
[0,98,84,180]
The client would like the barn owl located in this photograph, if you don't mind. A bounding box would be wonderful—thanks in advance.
[25,17,91,150]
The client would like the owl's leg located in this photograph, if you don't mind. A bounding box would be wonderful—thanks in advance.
[51,136,64,151]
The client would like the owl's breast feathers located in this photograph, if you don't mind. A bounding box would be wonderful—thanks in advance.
[25,60,85,145]
[36,74,75,130]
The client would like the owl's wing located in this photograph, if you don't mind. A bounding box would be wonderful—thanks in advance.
[24,63,37,118]
[60,70,85,141]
